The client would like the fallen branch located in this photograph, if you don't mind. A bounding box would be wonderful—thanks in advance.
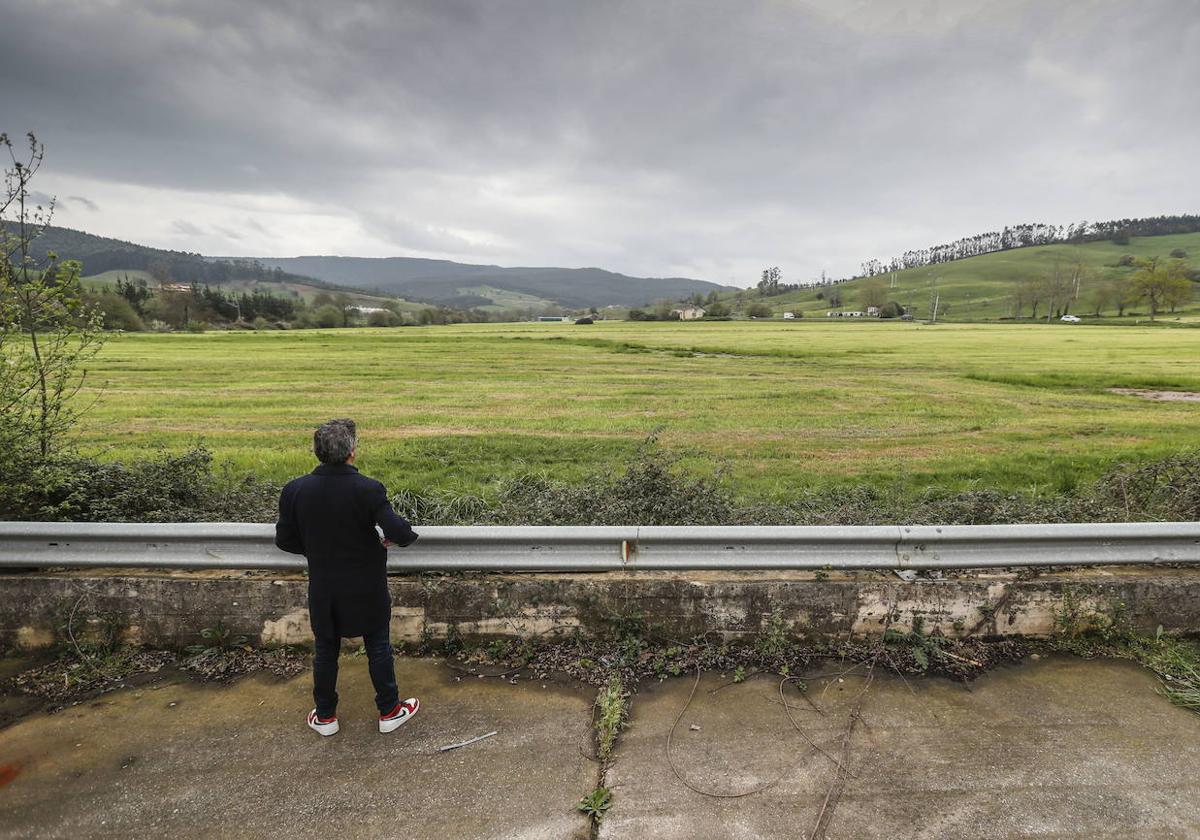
[439,731,498,752]
[935,648,985,668]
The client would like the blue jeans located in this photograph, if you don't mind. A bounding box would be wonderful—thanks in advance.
[313,625,398,718]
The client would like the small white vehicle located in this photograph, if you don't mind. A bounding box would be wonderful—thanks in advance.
[1060,314,1081,322]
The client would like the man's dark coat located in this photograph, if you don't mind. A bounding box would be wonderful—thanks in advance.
[274,463,417,640]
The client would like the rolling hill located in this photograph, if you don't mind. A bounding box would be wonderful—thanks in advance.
[8,224,393,302]
[77,268,406,311]
[751,232,1200,321]
[247,255,734,310]
[13,224,731,311]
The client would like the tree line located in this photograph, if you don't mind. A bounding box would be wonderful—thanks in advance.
[859,215,1200,279]
[85,275,563,331]
[1010,255,1193,320]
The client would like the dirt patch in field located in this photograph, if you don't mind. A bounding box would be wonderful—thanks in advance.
[1108,388,1200,402]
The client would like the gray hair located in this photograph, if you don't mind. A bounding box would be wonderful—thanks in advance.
[313,418,357,465]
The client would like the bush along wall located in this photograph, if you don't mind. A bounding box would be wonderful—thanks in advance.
[1,440,1198,525]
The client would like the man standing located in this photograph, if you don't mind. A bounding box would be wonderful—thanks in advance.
[275,418,420,737]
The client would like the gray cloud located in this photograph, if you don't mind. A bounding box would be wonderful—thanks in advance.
[213,225,244,241]
[1,0,1197,282]
[244,217,273,237]
[170,219,206,237]
[67,195,99,211]
[26,191,56,208]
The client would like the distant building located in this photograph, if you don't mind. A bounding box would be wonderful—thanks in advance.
[783,311,796,319]
[866,305,880,317]
[349,305,388,315]
[672,306,706,320]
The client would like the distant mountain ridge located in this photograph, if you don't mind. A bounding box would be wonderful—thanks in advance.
[7,224,732,310]
[5,223,373,296]
[247,255,733,309]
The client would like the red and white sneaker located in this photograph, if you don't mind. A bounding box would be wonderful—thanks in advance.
[379,698,419,733]
[307,709,339,737]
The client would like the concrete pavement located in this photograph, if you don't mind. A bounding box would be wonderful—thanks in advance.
[602,657,1200,839]
[0,657,596,839]
[1,654,1198,839]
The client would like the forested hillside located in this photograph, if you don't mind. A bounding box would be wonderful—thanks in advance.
[7,223,361,294]
[745,230,1200,322]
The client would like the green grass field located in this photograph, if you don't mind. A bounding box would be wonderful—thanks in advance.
[758,232,1200,321]
[72,320,1200,500]
[455,284,561,311]
[80,269,156,289]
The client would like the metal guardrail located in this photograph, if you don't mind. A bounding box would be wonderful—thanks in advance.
[1,521,1198,571]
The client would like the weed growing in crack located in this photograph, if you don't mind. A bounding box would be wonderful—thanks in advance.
[595,674,628,765]
[577,786,612,826]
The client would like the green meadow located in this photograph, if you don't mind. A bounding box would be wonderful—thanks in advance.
[71,320,1200,500]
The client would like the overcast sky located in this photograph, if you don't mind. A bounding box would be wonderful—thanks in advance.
[2,1,1197,286]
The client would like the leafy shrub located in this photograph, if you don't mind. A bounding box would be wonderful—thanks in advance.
[1090,453,1200,521]
[0,445,278,522]
[87,291,145,331]
[392,443,1200,527]
[313,304,342,328]
[386,447,811,525]
[394,438,744,525]
[367,310,401,327]
[4,433,1198,527]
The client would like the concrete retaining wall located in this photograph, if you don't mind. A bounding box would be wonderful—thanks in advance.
[2,566,1199,650]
